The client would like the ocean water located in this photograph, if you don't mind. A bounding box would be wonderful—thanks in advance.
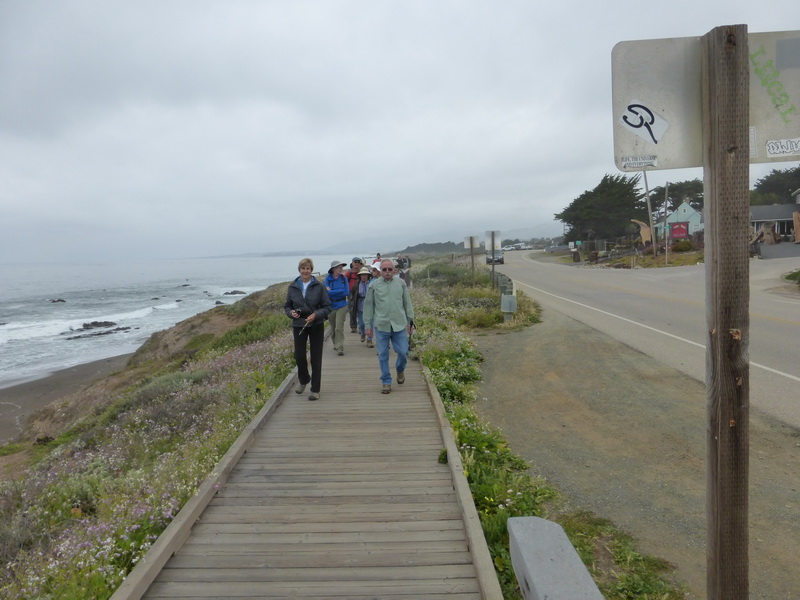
[0,254,348,389]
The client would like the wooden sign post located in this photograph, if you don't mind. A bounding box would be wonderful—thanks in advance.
[702,25,751,600]
[464,236,479,284]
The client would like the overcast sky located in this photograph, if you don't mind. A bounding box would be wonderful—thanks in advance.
[1,1,797,263]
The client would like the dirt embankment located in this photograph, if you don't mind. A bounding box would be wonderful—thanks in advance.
[473,309,800,600]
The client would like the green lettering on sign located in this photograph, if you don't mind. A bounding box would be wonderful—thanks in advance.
[750,45,797,123]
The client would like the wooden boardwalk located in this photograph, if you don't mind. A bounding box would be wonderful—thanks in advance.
[113,330,502,599]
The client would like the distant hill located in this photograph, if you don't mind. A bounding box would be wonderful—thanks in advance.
[392,241,464,256]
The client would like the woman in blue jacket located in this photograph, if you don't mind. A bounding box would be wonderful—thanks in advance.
[324,260,350,356]
[284,258,331,400]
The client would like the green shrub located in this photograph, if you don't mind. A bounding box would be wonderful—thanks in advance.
[211,314,288,351]
[671,240,693,252]
[0,444,25,457]
[184,332,216,355]
[457,307,503,328]
[420,261,493,288]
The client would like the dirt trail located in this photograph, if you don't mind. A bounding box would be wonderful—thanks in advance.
[472,309,800,600]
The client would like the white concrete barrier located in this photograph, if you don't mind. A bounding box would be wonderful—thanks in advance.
[508,516,604,600]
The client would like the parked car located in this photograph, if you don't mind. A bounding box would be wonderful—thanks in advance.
[502,245,515,252]
[486,251,505,264]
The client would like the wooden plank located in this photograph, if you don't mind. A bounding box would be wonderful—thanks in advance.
[181,529,466,545]
[207,493,457,505]
[197,504,463,523]
[217,481,455,494]
[225,471,451,483]
[146,578,481,598]
[238,445,440,460]
[156,564,477,582]
[147,595,480,600]
[163,550,474,569]
[229,461,445,472]
[176,540,472,555]
[189,519,465,535]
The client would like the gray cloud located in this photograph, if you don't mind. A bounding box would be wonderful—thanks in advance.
[1,0,795,263]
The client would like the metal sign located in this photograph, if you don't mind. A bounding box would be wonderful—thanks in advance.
[750,32,800,161]
[612,30,800,171]
[485,230,501,250]
[612,36,702,170]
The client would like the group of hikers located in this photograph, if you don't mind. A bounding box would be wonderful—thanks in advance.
[284,255,414,401]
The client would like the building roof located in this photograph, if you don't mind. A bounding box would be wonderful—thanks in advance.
[750,203,800,222]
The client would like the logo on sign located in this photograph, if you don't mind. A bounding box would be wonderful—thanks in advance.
[620,101,669,145]
[670,222,689,239]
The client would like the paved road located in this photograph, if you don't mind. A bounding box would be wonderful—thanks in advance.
[497,252,800,429]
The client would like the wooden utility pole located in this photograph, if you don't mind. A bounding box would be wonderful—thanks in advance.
[642,171,657,255]
[702,25,750,600]
[466,236,478,284]
[663,182,669,265]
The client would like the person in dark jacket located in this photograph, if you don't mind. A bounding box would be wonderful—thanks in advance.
[284,258,331,401]
[324,259,350,356]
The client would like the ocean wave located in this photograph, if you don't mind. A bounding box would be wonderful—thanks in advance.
[152,302,180,311]
[0,306,158,344]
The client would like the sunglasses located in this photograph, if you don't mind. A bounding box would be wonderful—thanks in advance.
[381,268,393,272]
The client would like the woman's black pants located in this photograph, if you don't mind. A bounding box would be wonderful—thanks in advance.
[293,323,324,393]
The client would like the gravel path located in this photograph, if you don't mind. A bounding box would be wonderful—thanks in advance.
[472,309,799,600]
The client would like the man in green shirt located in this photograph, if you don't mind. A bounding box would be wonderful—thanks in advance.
[363,259,414,394]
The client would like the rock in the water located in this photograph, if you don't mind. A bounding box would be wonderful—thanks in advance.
[66,326,132,340]
[80,321,117,330]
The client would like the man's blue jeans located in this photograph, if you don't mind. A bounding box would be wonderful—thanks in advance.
[375,328,408,384]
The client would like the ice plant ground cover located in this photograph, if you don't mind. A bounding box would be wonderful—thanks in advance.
[0,260,684,598]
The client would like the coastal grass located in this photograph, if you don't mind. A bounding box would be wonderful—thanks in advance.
[412,256,684,599]
[0,444,24,457]
[610,250,703,268]
[550,248,704,268]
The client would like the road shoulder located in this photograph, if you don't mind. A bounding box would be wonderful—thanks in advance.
[472,309,799,600]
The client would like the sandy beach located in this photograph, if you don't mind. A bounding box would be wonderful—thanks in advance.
[0,354,133,444]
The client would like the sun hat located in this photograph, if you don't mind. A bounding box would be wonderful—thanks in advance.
[352,257,363,263]
[329,260,346,269]
[358,266,371,275]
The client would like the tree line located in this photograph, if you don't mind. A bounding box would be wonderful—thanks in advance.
[555,165,800,243]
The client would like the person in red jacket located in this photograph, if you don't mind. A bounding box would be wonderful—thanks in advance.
[345,257,364,332]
